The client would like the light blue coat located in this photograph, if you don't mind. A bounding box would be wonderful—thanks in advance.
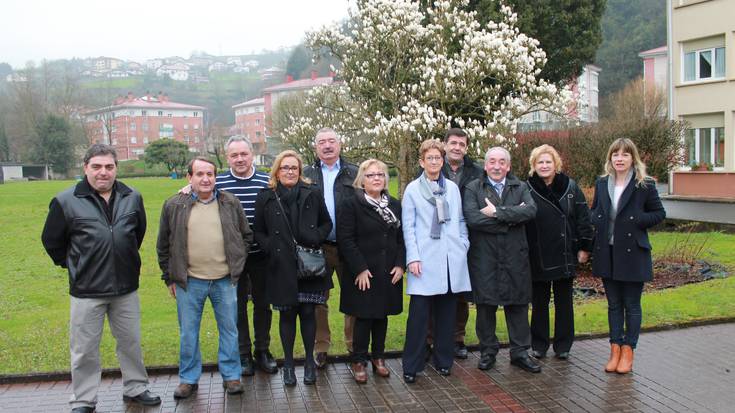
[402,177,472,296]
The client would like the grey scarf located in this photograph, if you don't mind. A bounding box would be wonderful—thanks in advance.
[418,172,450,239]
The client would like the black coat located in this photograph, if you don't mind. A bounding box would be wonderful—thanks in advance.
[589,175,666,282]
[336,192,405,319]
[253,183,333,306]
[525,173,593,281]
[41,179,146,298]
[463,174,537,305]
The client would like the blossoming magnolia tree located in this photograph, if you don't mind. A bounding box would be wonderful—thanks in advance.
[284,0,570,195]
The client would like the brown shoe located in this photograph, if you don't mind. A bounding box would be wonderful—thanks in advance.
[173,383,198,399]
[352,362,368,384]
[616,345,634,374]
[604,343,621,372]
[222,380,244,395]
[315,352,328,369]
[371,359,390,377]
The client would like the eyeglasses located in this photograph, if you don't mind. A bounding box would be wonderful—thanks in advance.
[365,173,385,180]
[279,166,299,173]
[423,156,443,163]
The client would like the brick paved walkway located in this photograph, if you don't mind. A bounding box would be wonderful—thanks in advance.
[2,323,733,412]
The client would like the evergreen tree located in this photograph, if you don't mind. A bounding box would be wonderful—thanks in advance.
[32,114,74,173]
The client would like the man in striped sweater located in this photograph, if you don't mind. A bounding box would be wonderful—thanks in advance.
[216,136,277,376]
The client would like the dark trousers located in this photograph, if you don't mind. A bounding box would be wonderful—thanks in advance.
[476,304,531,360]
[315,244,355,353]
[352,317,388,364]
[531,278,575,354]
[426,295,470,345]
[237,256,272,356]
[602,279,644,349]
[402,293,457,374]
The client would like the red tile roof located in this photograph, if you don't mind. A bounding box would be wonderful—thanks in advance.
[262,76,334,93]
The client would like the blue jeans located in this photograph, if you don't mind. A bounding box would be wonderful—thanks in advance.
[602,279,644,349]
[176,277,241,383]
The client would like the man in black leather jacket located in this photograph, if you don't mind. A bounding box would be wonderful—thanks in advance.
[302,127,358,367]
[42,144,160,413]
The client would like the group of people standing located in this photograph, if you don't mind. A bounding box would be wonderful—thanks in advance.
[42,125,665,412]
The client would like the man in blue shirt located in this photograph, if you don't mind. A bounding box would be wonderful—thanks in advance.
[303,127,358,368]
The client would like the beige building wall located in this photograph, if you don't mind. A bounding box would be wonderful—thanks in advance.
[670,0,735,171]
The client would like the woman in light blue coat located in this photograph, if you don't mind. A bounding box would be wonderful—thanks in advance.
[401,139,472,384]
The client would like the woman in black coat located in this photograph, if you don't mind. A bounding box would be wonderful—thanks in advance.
[337,159,405,384]
[525,145,592,361]
[590,138,665,374]
[253,150,333,386]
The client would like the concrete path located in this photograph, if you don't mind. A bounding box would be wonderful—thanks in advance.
[1,323,734,412]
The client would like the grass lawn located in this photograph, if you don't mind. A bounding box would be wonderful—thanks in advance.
[0,177,733,375]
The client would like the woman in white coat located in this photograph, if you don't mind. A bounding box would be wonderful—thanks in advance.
[401,138,472,384]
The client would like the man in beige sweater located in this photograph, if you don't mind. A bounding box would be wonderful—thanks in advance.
[157,157,253,399]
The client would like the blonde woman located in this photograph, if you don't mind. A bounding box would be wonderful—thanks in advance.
[253,150,333,386]
[525,145,592,361]
[589,138,665,374]
[337,159,405,383]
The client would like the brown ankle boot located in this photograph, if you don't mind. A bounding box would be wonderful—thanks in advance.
[352,362,368,383]
[605,343,621,372]
[371,359,390,377]
[616,345,634,374]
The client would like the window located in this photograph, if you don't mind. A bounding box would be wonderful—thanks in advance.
[193,112,199,117]
[194,136,199,143]
[159,124,174,138]
[112,139,118,145]
[167,113,172,118]
[255,119,260,125]
[131,137,137,144]
[684,47,726,81]
[194,124,199,130]
[129,110,135,116]
[130,123,136,131]
[184,135,189,143]
[184,124,189,130]
[142,123,149,131]
[158,111,163,117]
[143,137,149,144]
[686,127,725,167]
[141,110,147,117]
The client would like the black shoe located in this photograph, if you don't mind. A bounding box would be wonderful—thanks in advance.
[71,407,95,413]
[403,373,416,384]
[511,355,542,373]
[123,390,161,406]
[437,367,451,376]
[303,364,317,385]
[282,367,297,386]
[454,342,468,359]
[531,350,547,359]
[556,351,570,360]
[254,350,278,374]
[241,353,255,376]
[477,354,496,370]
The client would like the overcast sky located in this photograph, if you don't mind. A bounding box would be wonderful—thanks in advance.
[1,0,353,68]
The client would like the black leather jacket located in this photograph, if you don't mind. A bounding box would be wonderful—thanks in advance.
[42,178,146,298]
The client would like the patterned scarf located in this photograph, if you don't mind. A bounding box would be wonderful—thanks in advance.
[363,190,399,227]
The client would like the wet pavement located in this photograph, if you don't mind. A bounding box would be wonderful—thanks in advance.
[1,323,733,412]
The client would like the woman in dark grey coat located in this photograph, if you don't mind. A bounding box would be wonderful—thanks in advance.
[337,159,405,384]
[253,150,332,386]
[525,145,592,361]
[590,138,665,374]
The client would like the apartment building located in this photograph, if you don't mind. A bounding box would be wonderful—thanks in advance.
[668,0,735,198]
[84,92,206,161]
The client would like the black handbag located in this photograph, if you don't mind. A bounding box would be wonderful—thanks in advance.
[274,191,327,280]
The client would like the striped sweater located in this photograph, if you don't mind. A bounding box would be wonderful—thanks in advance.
[216,167,269,255]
